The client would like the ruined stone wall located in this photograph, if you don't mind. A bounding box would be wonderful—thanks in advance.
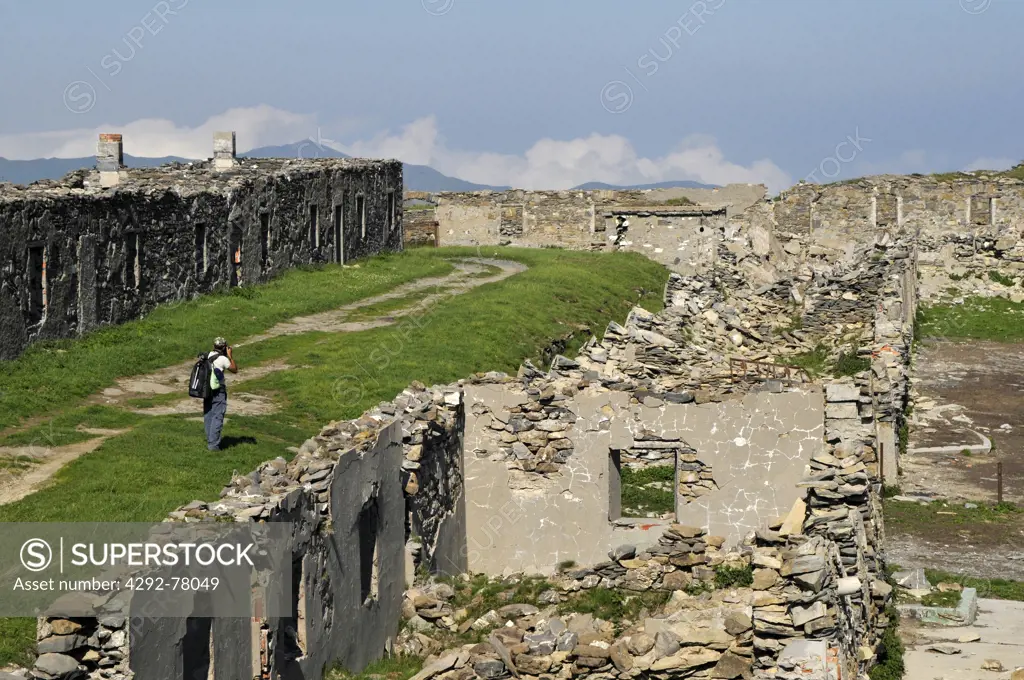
[0,158,404,360]
[34,384,464,680]
[403,209,438,247]
[29,238,917,679]
[432,188,749,274]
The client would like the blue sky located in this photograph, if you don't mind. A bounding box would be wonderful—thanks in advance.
[0,0,1020,190]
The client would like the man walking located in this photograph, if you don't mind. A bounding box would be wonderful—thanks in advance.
[204,337,237,451]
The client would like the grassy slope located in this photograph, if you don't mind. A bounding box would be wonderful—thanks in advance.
[0,254,454,432]
[0,247,667,666]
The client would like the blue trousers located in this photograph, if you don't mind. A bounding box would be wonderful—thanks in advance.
[203,389,227,451]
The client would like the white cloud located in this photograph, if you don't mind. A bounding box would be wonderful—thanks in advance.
[0,106,792,191]
[338,116,793,192]
[0,105,316,160]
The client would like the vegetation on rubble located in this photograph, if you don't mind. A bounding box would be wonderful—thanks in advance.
[557,588,670,623]
[929,162,1024,183]
[867,606,905,680]
[620,465,676,516]
[788,343,830,376]
[919,590,961,607]
[660,197,696,206]
[326,654,424,680]
[916,296,1024,342]
[921,569,1024,601]
[987,270,1018,287]
[713,564,754,588]
[833,350,871,377]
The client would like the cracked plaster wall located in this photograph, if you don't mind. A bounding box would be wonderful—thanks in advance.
[463,384,824,575]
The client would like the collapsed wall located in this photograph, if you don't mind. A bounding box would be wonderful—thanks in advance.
[427,188,758,274]
[0,134,404,360]
[30,220,915,679]
[35,384,466,679]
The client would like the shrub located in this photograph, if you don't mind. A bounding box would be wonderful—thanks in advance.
[714,565,753,588]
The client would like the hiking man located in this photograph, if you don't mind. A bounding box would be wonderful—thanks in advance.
[204,337,238,451]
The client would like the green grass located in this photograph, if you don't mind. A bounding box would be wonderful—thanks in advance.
[0,619,35,668]
[0,247,666,523]
[0,455,35,472]
[929,162,1024,183]
[0,255,454,432]
[788,344,830,376]
[557,588,670,624]
[327,654,424,680]
[916,297,1024,342]
[0,247,668,667]
[342,288,440,322]
[919,590,961,608]
[884,499,1021,532]
[0,406,142,448]
[868,607,904,680]
[621,465,675,515]
[659,197,695,206]
[988,270,1017,287]
[123,391,189,410]
[714,565,753,588]
[834,351,871,377]
[923,569,1024,601]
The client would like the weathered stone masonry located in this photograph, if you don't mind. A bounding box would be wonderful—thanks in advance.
[0,133,404,360]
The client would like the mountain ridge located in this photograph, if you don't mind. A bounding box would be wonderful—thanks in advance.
[0,141,718,192]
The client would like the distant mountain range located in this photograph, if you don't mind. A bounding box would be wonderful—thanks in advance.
[0,141,717,192]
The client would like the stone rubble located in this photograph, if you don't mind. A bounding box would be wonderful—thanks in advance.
[30,230,915,679]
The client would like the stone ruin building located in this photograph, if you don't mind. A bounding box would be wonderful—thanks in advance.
[0,132,404,361]
[15,154,1024,679]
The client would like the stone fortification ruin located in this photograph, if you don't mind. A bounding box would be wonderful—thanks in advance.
[0,132,404,361]
[16,161,1024,679]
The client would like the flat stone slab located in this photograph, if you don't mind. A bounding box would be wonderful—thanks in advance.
[903,598,1024,680]
[898,587,978,626]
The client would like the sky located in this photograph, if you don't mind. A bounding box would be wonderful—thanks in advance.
[0,0,1021,192]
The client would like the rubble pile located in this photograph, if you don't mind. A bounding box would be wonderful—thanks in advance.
[918,231,1024,302]
[397,571,760,680]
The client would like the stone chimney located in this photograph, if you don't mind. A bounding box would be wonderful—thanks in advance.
[213,131,238,170]
[97,133,126,187]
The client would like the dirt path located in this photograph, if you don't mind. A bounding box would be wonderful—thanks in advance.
[0,428,128,506]
[889,338,1024,580]
[0,259,525,505]
[903,340,1024,504]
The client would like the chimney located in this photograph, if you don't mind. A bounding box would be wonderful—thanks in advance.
[213,131,238,170]
[97,133,126,187]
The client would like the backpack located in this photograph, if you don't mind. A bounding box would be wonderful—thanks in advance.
[188,353,213,399]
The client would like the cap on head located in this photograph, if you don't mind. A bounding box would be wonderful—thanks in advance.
[214,337,227,349]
